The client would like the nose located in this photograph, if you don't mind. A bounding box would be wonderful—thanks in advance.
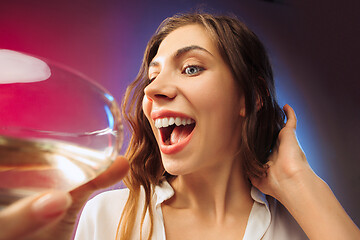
[144,72,177,102]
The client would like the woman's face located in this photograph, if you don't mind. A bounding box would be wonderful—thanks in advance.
[142,24,245,176]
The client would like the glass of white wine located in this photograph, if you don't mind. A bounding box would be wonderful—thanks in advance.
[0,49,123,208]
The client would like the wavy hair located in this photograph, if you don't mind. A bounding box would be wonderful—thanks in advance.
[117,12,284,240]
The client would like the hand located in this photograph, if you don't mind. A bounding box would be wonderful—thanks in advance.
[0,156,129,240]
[250,104,311,201]
[250,105,360,239]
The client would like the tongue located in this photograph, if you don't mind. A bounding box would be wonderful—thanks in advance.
[170,125,193,145]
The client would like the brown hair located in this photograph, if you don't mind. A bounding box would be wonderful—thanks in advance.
[118,12,284,239]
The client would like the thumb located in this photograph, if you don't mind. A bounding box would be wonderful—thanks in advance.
[0,191,72,240]
[283,104,297,129]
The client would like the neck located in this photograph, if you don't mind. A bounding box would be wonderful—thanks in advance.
[167,158,253,223]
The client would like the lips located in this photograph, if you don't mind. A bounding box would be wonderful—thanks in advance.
[151,111,196,154]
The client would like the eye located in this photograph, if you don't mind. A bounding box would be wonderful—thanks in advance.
[182,65,204,76]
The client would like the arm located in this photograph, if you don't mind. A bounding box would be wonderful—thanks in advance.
[251,105,360,240]
[0,156,129,240]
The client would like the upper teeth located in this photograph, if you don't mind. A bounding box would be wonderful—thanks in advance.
[155,117,194,129]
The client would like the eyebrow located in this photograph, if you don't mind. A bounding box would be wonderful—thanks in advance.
[175,45,213,58]
[149,45,213,68]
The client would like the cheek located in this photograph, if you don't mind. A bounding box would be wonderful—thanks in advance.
[185,82,223,110]
[192,82,242,134]
[142,96,152,120]
[192,85,236,112]
[190,71,239,110]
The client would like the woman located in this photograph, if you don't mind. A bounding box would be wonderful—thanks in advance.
[74,13,359,239]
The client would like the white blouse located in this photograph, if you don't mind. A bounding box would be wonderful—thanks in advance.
[75,181,308,239]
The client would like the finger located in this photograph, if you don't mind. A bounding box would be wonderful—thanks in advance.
[87,156,129,190]
[66,157,129,219]
[74,156,129,194]
[283,104,297,129]
[0,191,71,240]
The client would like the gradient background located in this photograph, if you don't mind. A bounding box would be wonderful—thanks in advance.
[0,0,359,228]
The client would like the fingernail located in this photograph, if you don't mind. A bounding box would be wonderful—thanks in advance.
[32,191,72,219]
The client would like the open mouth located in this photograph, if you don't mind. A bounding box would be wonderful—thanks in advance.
[155,117,195,146]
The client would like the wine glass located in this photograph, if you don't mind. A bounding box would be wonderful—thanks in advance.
[0,49,123,208]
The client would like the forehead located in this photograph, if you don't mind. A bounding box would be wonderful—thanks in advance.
[155,24,219,59]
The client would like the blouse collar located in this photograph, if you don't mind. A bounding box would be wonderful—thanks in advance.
[154,181,271,240]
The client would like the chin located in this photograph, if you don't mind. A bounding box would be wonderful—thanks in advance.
[162,160,192,176]
[163,165,184,176]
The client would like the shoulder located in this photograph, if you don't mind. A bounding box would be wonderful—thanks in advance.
[247,187,308,239]
[83,188,130,219]
[87,188,130,210]
[74,188,130,240]
[267,196,309,240]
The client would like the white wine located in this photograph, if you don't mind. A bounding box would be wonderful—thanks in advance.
[0,135,114,207]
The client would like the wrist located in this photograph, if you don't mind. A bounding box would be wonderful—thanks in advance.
[274,166,321,205]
